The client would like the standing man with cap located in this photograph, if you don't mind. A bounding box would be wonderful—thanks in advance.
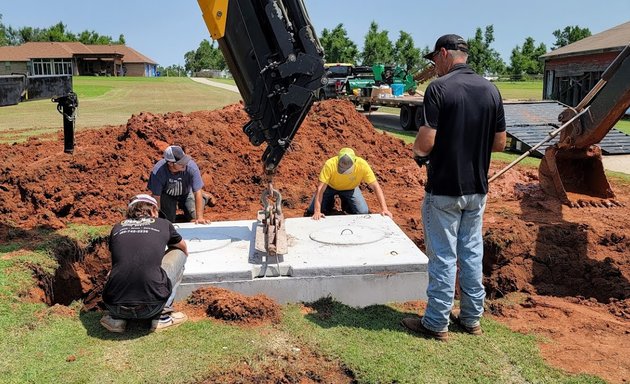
[401,34,506,341]
[148,145,211,224]
[307,147,392,220]
[100,194,189,333]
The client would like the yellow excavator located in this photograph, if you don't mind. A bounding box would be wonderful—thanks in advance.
[196,1,630,255]
[197,0,326,255]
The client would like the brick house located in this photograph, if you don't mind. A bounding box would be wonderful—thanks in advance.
[540,21,630,107]
[0,42,158,77]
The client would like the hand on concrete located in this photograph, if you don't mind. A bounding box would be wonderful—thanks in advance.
[193,218,211,225]
[311,212,326,220]
[381,209,393,218]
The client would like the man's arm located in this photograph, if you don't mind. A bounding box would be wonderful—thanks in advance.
[171,239,188,256]
[413,125,437,157]
[492,131,507,152]
[368,180,392,218]
[311,181,328,220]
[193,189,211,224]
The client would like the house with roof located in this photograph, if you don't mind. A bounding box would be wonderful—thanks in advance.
[0,42,158,77]
[540,21,630,107]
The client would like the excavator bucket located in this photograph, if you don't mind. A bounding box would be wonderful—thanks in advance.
[197,0,326,174]
[539,44,630,206]
[539,145,615,206]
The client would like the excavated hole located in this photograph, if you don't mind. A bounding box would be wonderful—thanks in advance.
[35,236,110,310]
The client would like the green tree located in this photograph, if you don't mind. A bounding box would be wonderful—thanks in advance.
[0,14,7,46]
[392,31,421,71]
[319,23,358,64]
[41,22,75,42]
[184,39,226,74]
[76,30,125,45]
[360,21,393,66]
[0,19,124,45]
[552,25,591,49]
[466,25,505,76]
[508,37,547,78]
[157,64,186,77]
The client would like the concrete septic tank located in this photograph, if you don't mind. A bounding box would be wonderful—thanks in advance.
[175,214,428,307]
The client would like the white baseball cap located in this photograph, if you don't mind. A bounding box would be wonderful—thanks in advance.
[128,194,158,208]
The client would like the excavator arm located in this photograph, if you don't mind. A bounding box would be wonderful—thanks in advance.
[539,44,630,206]
[197,0,326,174]
[197,0,326,256]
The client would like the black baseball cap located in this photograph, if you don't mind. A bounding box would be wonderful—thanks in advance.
[424,34,469,60]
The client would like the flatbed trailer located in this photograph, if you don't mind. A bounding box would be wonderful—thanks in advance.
[340,94,425,131]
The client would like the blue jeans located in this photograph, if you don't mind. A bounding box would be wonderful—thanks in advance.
[421,192,487,332]
[160,192,205,222]
[106,248,187,319]
[306,186,369,215]
[160,248,187,312]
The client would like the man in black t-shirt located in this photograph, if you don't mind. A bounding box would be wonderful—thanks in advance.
[100,194,189,333]
[401,34,506,341]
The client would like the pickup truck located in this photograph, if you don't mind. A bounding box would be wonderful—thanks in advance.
[319,63,353,99]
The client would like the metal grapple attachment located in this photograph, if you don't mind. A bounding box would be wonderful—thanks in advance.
[197,0,326,174]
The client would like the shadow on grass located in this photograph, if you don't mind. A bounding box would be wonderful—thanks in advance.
[79,311,154,340]
[303,297,415,333]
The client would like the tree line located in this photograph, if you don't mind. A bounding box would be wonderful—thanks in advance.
[0,15,125,46]
[0,14,591,79]
[184,22,591,80]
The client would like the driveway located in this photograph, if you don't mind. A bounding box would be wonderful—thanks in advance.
[191,77,239,93]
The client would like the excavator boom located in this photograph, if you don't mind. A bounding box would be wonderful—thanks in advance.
[197,0,326,174]
[539,44,630,206]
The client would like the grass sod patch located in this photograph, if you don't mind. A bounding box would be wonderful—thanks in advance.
[282,300,604,383]
[2,309,274,384]
[616,119,630,135]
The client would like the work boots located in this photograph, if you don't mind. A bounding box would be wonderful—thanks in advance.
[150,312,188,332]
[100,314,127,333]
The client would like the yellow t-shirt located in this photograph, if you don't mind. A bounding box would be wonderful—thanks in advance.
[319,156,377,191]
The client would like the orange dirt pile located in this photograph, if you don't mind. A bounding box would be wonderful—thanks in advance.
[187,286,281,325]
[0,99,629,382]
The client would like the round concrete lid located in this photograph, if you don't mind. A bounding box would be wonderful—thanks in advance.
[309,225,386,245]
[185,234,233,253]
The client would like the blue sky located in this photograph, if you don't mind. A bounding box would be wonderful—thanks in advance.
[2,1,629,66]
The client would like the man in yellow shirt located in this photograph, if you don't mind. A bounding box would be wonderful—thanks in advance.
[307,147,392,220]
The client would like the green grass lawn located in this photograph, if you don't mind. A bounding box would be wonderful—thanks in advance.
[0,77,618,382]
[0,226,604,383]
[0,76,241,143]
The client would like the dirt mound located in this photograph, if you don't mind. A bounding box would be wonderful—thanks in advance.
[187,286,281,325]
[1,99,630,382]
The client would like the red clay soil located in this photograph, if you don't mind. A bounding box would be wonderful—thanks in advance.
[1,99,629,382]
[187,286,282,325]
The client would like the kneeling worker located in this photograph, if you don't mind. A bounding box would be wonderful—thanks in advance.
[100,194,188,333]
[148,145,211,224]
[307,147,392,220]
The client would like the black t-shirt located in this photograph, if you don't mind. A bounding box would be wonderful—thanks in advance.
[103,217,183,306]
[423,64,506,196]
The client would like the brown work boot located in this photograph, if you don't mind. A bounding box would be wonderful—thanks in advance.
[449,312,483,335]
[100,314,127,333]
[400,317,448,341]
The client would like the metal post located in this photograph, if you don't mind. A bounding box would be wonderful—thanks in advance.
[52,92,79,154]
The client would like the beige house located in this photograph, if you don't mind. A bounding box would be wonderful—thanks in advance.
[0,42,158,77]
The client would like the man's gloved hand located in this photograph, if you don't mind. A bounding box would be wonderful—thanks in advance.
[414,155,430,168]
